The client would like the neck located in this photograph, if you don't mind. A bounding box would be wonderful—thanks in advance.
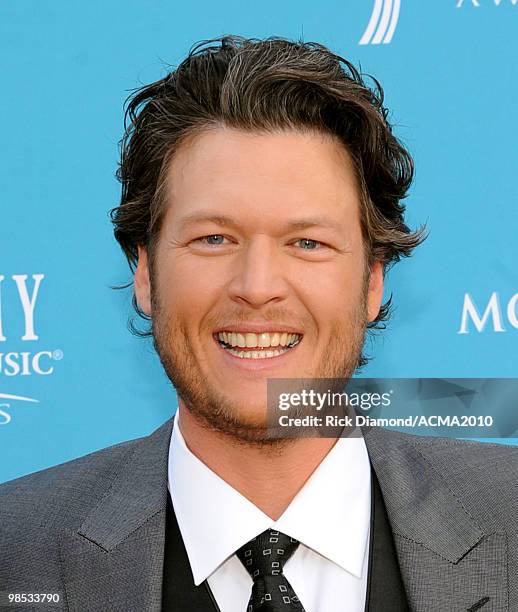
[178,405,338,520]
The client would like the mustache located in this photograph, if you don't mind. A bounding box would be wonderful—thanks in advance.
[207,309,306,329]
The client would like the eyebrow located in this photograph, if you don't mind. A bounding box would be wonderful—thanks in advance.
[178,212,343,232]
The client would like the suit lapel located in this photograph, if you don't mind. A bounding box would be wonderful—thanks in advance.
[363,427,508,611]
[59,418,175,612]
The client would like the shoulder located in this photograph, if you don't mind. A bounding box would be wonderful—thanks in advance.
[410,432,518,476]
[372,425,518,469]
[0,418,174,588]
[0,433,145,535]
[388,429,518,529]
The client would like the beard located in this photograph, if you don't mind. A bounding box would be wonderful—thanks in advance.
[151,275,370,446]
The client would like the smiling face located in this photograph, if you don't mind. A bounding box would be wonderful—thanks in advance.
[134,127,383,441]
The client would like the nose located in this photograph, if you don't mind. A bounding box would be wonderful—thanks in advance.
[227,236,289,309]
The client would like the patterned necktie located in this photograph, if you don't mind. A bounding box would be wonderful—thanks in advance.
[236,529,306,611]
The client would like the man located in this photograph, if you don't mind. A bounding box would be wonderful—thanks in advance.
[1,35,517,612]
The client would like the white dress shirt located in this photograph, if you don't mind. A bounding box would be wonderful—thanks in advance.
[168,412,371,612]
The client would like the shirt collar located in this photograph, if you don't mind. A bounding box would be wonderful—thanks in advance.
[168,411,371,585]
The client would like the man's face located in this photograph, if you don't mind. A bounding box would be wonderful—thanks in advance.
[135,128,383,441]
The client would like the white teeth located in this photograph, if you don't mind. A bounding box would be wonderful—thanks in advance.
[258,332,270,348]
[216,330,302,357]
[217,331,301,349]
[223,347,290,359]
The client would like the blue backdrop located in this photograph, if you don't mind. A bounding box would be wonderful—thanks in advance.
[1,0,517,483]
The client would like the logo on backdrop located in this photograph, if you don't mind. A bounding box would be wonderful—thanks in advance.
[0,274,63,425]
[0,393,38,426]
[359,0,401,46]
[456,0,518,6]
[458,292,518,333]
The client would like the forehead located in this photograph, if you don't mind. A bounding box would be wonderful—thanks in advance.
[163,127,362,227]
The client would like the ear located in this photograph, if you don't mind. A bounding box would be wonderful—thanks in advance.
[134,245,152,316]
[366,261,384,323]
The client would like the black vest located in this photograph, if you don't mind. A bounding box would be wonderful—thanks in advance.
[162,467,409,611]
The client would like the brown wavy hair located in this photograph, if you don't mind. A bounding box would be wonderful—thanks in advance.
[110,35,427,362]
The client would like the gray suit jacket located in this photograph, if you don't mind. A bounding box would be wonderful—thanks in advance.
[1,417,517,611]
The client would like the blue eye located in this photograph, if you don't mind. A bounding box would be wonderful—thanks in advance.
[199,235,226,245]
[296,238,321,250]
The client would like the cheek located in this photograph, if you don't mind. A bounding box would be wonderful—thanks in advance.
[294,262,364,313]
[155,259,225,322]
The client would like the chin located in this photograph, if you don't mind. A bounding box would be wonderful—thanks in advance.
[230,406,268,428]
